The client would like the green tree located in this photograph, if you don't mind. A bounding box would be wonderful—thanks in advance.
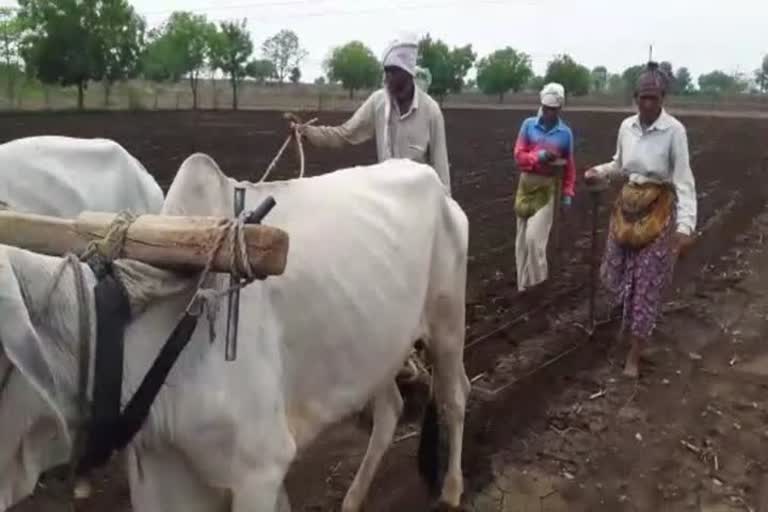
[621,64,645,97]
[476,47,533,103]
[698,70,747,95]
[324,40,380,99]
[140,26,180,108]
[591,66,608,93]
[160,11,216,109]
[755,55,768,93]
[417,34,475,102]
[18,0,99,110]
[0,7,23,103]
[527,75,545,92]
[607,73,624,94]
[289,66,300,84]
[262,29,306,84]
[659,61,674,80]
[658,61,679,94]
[93,0,145,106]
[209,19,253,109]
[675,67,693,94]
[141,27,183,82]
[246,59,275,84]
[544,54,591,96]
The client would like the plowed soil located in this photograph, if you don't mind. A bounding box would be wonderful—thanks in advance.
[5,108,768,511]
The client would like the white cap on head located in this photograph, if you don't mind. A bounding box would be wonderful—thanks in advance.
[540,82,566,108]
[382,31,419,77]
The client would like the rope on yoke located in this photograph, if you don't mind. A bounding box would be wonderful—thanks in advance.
[184,213,260,330]
[257,116,318,182]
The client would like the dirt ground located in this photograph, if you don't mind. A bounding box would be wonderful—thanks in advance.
[4,108,768,511]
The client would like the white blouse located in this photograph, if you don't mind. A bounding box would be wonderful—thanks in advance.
[595,110,697,235]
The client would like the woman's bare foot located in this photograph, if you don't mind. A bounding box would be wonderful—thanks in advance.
[623,355,640,378]
[623,336,643,378]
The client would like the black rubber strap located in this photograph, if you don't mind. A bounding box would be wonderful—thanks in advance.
[77,272,131,474]
[110,311,200,453]
[77,275,200,476]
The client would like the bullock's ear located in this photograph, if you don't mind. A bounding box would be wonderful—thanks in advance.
[0,247,94,451]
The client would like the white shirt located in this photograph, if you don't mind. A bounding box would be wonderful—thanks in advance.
[595,110,697,235]
[303,88,451,195]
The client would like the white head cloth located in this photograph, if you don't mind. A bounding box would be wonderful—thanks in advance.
[382,32,419,76]
[540,82,566,108]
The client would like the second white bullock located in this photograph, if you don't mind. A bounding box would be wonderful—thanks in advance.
[0,155,470,511]
[0,135,164,216]
[0,134,164,506]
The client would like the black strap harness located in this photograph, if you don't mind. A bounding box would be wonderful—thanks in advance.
[75,197,277,476]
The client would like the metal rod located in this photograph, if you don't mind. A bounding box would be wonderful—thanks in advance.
[225,186,246,361]
[550,160,566,277]
[586,180,608,336]
[589,191,600,334]
[243,196,276,225]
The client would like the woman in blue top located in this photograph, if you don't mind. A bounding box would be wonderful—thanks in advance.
[513,82,576,292]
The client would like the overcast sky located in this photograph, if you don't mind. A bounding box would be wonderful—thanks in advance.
[2,0,766,83]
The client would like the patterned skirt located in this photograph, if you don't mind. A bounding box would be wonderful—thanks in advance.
[600,210,677,340]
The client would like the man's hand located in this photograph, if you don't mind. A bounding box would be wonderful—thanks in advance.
[284,112,305,136]
[671,231,695,258]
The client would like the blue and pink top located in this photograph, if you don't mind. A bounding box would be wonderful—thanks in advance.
[513,116,576,198]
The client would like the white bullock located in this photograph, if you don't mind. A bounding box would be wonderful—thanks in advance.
[0,134,164,506]
[0,155,470,511]
[0,135,164,216]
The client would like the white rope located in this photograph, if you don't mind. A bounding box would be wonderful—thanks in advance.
[257,117,317,183]
[80,211,137,264]
[36,253,92,509]
[184,212,259,329]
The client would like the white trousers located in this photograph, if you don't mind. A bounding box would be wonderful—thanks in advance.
[515,195,555,292]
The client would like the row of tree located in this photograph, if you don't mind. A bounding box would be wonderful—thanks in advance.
[1,1,767,109]
[326,38,768,103]
[0,2,308,110]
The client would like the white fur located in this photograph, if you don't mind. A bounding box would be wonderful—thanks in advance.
[0,134,164,508]
[0,155,470,512]
[0,135,164,217]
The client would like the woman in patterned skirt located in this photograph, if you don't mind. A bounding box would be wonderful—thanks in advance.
[585,62,697,378]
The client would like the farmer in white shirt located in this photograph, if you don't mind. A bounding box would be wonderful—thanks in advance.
[294,34,452,195]
[585,61,697,379]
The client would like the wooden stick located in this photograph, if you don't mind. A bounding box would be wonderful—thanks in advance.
[0,210,289,276]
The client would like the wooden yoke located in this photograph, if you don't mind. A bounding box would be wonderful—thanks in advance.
[0,210,289,277]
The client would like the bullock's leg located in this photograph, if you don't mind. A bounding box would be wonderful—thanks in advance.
[430,298,471,508]
[341,380,404,512]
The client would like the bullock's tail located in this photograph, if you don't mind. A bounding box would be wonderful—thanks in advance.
[417,396,444,495]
